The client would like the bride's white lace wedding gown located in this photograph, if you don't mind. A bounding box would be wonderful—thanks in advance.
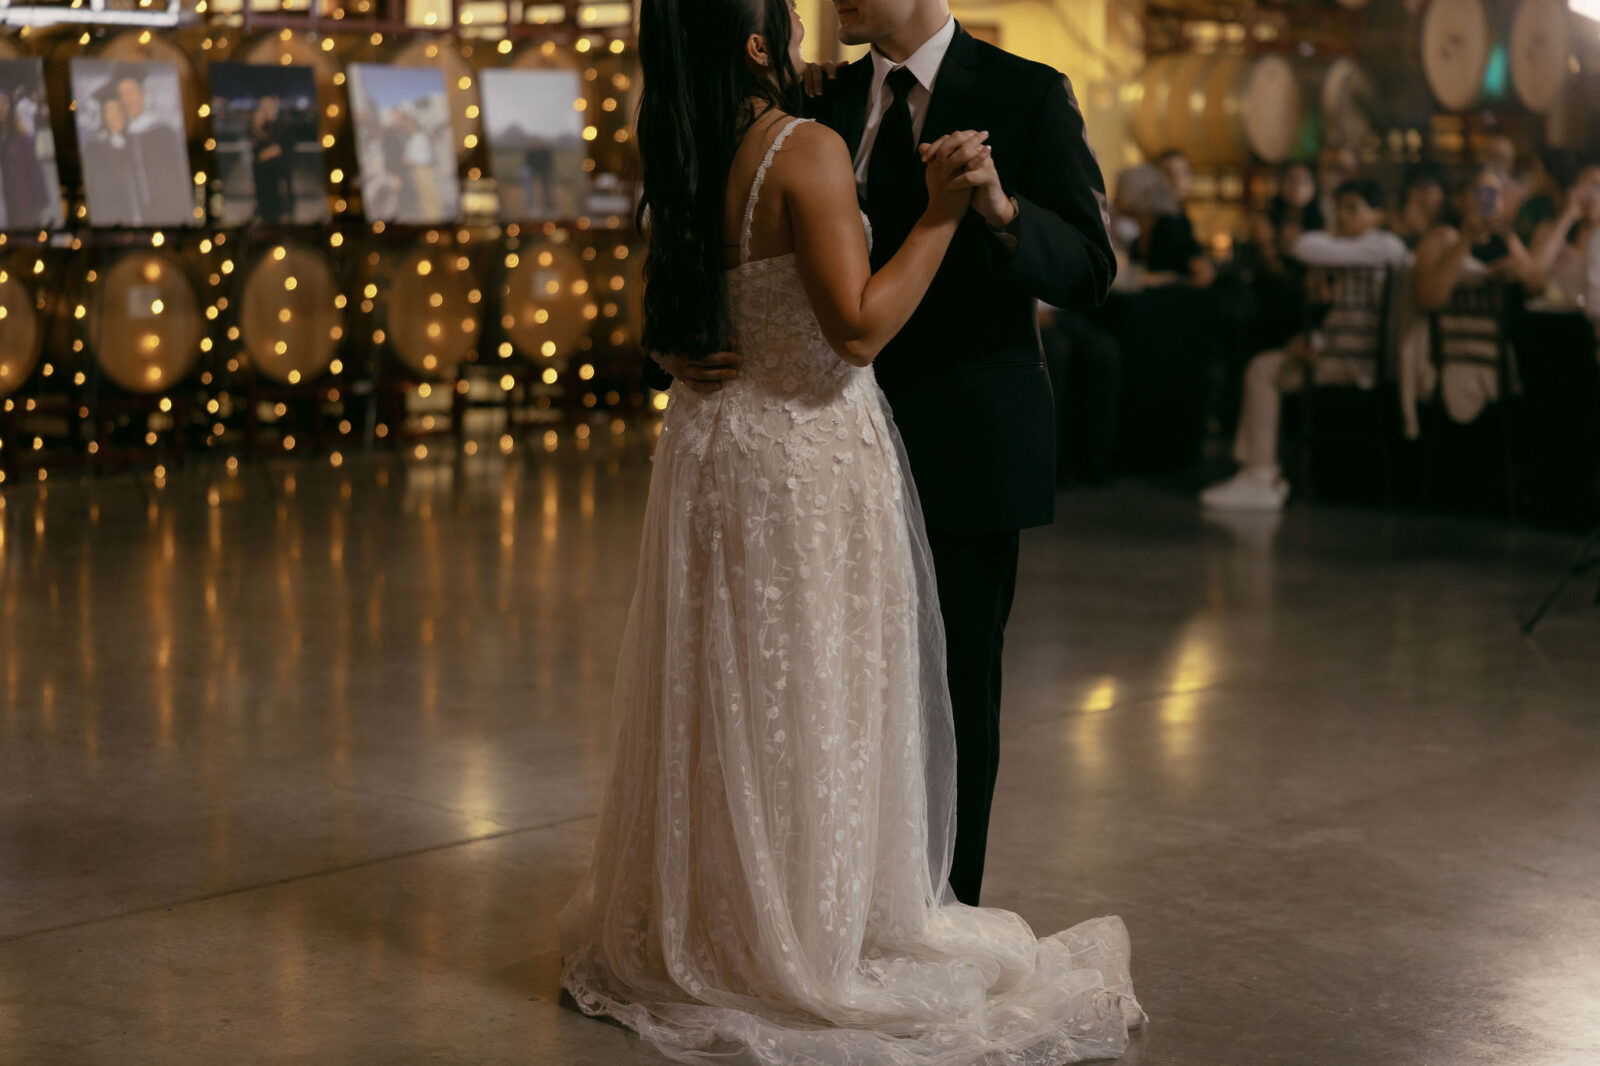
[557,117,1144,1065]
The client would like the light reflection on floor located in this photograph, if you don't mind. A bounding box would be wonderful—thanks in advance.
[2,447,1599,1065]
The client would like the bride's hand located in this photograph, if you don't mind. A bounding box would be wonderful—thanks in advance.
[919,131,986,223]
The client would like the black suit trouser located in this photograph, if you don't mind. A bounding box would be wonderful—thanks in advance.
[925,524,1021,907]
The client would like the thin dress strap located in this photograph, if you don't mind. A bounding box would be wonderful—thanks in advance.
[740,116,810,265]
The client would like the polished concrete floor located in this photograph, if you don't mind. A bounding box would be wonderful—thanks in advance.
[2,439,1598,1065]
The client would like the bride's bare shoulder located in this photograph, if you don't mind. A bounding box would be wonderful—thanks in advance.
[773,119,853,193]
[782,118,848,159]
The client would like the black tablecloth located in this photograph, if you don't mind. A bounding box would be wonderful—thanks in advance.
[1511,309,1600,526]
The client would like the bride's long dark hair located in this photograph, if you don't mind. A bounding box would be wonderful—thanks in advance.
[637,0,801,358]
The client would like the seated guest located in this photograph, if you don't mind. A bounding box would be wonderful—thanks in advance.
[1156,148,1194,207]
[1528,159,1600,303]
[1393,163,1449,249]
[1478,132,1527,215]
[1406,164,1547,427]
[1513,148,1577,246]
[1230,166,1321,359]
[1316,146,1360,233]
[1200,179,1408,511]
[1113,164,1215,287]
[1414,164,1545,311]
[1268,162,1325,251]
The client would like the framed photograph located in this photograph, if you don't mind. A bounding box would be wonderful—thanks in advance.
[0,59,64,231]
[70,59,197,228]
[348,63,461,225]
[480,68,586,222]
[209,62,327,226]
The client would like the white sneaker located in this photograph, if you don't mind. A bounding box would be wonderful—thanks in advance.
[1199,469,1290,511]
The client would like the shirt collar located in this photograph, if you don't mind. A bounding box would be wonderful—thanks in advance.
[870,14,956,95]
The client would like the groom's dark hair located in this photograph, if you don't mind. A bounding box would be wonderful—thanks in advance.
[637,0,801,357]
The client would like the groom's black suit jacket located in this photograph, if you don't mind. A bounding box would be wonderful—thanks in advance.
[808,24,1114,532]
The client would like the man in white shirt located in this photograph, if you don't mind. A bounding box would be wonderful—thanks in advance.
[1202,178,1410,511]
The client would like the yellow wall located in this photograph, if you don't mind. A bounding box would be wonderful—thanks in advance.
[796,0,1140,174]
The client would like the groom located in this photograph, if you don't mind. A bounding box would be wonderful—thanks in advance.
[658,0,1113,906]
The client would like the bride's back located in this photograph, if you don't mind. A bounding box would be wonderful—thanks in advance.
[693,113,864,404]
[721,110,806,269]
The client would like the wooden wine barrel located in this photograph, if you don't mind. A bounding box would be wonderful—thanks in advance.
[88,250,204,393]
[0,260,45,399]
[384,244,478,379]
[1156,55,1210,164]
[1208,54,1300,167]
[239,30,347,141]
[239,242,344,384]
[502,239,593,360]
[1131,55,1177,162]
[1137,53,1301,167]
[1421,0,1491,112]
[1509,0,1571,114]
[510,40,581,73]
[391,37,480,162]
[1314,57,1381,153]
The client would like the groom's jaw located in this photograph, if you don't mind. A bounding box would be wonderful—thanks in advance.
[835,6,863,42]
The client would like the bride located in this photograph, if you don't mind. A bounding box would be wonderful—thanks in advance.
[555,0,1145,1060]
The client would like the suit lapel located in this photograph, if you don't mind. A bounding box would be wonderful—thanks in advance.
[828,55,874,160]
[919,23,980,148]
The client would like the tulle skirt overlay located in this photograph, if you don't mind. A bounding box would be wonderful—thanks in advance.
[556,257,1144,1064]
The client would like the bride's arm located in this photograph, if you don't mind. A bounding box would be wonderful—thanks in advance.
[786,123,981,367]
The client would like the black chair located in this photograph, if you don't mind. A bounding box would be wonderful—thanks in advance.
[1419,277,1518,521]
[1291,264,1398,505]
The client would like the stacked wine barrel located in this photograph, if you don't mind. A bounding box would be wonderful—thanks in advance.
[0,260,45,399]
[1420,0,1573,113]
[382,244,481,380]
[501,238,593,362]
[238,243,346,384]
[89,251,204,393]
[1133,53,1303,167]
[0,28,645,416]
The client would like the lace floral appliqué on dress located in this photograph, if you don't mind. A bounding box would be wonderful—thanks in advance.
[557,117,1145,1065]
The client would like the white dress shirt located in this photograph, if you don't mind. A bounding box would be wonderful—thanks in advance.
[853,15,957,195]
[1290,228,1411,269]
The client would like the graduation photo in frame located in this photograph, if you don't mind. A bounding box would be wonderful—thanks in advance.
[70,58,197,228]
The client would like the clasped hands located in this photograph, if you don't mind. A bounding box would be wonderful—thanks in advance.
[654,65,1014,393]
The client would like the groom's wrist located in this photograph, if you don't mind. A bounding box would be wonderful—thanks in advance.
[982,195,1020,232]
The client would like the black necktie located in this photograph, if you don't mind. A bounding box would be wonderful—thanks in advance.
[866,66,921,267]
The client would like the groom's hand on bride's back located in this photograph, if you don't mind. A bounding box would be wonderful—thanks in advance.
[650,350,743,394]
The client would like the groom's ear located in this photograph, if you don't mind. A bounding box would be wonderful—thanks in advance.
[744,33,772,69]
